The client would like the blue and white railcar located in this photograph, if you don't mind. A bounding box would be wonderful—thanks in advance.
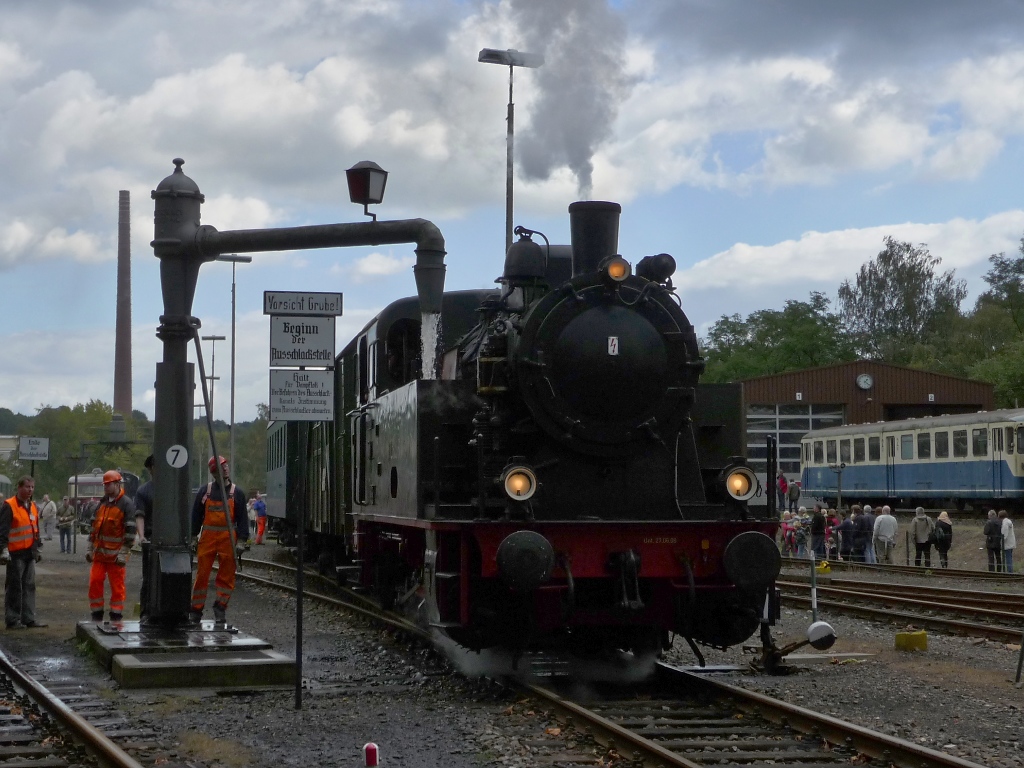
[801,409,1024,509]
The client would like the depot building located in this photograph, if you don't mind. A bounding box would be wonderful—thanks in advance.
[739,360,995,482]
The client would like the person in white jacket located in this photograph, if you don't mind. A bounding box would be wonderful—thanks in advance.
[999,510,1017,574]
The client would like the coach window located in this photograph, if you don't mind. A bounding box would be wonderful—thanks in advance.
[917,432,931,459]
[1007,427,1015,455]
[839,439,851,463]
[900,434,914,460]
[854,437,865,463]
[813,440,823,463]
[826,440,837,464]
[935,431,949,458]
[994,428,1004,454]
[953,429,968,458]
[972,428,988,457]
[868,436,881,461]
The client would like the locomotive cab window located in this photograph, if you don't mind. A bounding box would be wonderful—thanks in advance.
[868,436,880,461]
[953,429,968,458]
[972,428,988,457]
[813,441,823,464]
[839,439,851,464]
[935,431,949,458]
[854,437,865,463]
[900,434,913,460]
[826,440,837,464]
[917,432,931,459]
[358,336,369,404]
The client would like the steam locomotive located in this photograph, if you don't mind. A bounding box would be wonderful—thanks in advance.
[268,201,786,661]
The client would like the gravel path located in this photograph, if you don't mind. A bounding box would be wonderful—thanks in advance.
[1,535,1021,767]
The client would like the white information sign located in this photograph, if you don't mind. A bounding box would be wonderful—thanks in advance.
[19,437,49,461]
[264,291,343,317]
[270,316,336,367]
[270,369,334,421]
[166,444,189,468]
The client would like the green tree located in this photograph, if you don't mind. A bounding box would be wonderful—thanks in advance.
[836,236,968,362]
[701,292,856,382]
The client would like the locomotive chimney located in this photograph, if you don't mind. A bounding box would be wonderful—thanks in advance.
[114,190,132,416]
[568,201,621,277]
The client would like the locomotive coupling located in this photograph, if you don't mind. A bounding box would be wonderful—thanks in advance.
[495,530,554,591]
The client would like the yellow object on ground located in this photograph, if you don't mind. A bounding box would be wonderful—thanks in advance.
[815,561,831,574]
[895,630,928,651]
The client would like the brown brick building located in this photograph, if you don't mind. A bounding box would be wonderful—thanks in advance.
[740,361,994,479]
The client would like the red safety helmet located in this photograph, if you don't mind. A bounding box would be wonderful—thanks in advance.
[208,456,229,473]
[103,470,122,484]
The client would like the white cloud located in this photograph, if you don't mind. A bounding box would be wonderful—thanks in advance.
[335,251,416,283]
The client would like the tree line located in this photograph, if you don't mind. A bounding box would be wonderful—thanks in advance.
[700,233,1024,408]
[0,402,267,501]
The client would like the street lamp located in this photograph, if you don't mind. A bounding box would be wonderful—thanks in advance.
[346,161,389,221]
[201,334,226,423]
[214,254,253,472]
[478,47,544,254]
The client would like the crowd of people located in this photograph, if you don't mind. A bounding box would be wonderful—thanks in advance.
[777,471,1017,572]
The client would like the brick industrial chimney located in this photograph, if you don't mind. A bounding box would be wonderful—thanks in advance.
[113,190,132,416]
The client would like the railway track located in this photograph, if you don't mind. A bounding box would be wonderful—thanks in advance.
[0,646,152,768]
[237,553,990,768]
[782,555,1024,582]
[778,578,1024,642]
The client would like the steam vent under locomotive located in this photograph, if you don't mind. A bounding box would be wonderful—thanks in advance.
[270,200,828,663]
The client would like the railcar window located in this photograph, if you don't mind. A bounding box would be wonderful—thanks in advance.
[854,437,865,462]
[900,434,914,460]
[839,439,851,463]
[917,432,931,459]
[935,431,949,458]
[953,429,968,458]
[1018,426,1024,450]
[972,428,988,457]
[826,440,837,464]
[868,436,880,461]
[995,428,1004,453]
[814,441,823,463]
[1007,427,1015,455]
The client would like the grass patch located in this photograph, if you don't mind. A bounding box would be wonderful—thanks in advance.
[179,731,254,767]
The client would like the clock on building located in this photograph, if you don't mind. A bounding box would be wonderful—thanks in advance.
[856,373,874,390]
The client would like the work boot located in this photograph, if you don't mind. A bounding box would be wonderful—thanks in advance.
[91,611,103,622]
[110,613,122,623]
[213,604,226,625]
[188,610,202,625]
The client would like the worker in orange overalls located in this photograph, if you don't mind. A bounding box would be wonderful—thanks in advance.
[87,470,136,623]
[190,456,249,625]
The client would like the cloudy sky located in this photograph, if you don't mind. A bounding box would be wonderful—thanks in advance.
[4,0,1024,423]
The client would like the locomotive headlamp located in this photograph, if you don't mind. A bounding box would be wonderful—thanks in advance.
[603,256,631,283]
[502,466,538,500]
[725,467,757,501]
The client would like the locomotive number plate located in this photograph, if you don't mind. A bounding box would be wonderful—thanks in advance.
[608,336,619,355]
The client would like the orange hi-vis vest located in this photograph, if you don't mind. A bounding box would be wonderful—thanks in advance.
[5,496,38,553]
[202,482,237,533]
[91,490,132,564]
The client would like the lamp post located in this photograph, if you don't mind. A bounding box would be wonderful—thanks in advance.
[478,47,543,254]
[214,254,253,471]
[201,334,226,423]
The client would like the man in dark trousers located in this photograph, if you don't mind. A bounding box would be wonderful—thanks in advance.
[854,504,877,563]
[0,476,47,628]
[133,455,155,621]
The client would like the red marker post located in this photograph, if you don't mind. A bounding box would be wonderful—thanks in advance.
[363,742,379,767]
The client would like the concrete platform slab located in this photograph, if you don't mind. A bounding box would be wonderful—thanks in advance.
[76,620,294,688]
[112,649,295,689]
